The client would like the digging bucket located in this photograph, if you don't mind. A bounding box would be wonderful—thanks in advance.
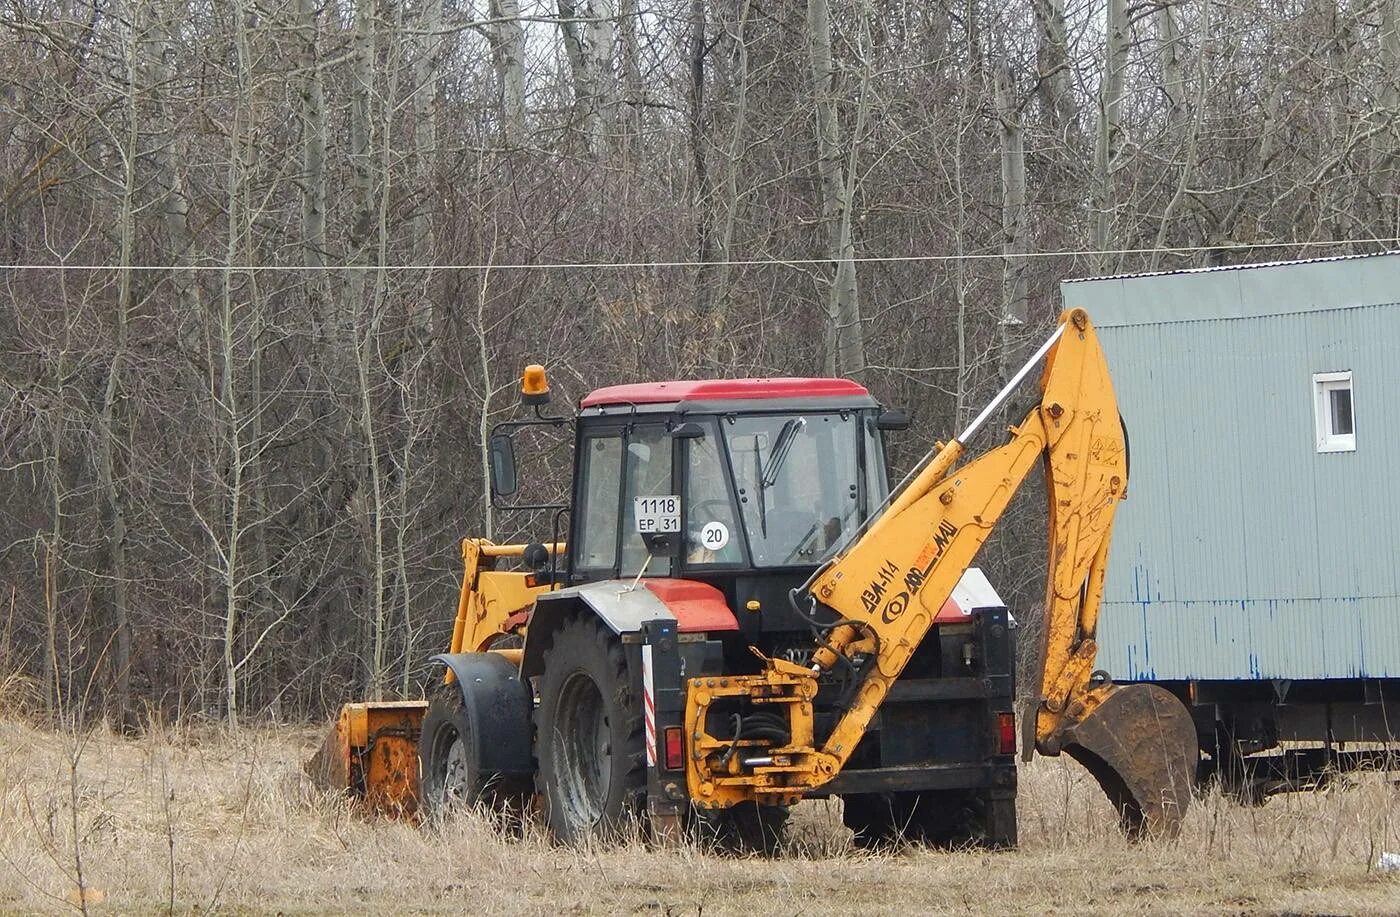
[1059,684,1198,839]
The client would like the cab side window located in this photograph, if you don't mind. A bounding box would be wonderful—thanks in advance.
[620,426,673,576]
[576,435,622,571]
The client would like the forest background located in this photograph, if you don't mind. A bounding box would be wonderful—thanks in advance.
[2,0,1397,728]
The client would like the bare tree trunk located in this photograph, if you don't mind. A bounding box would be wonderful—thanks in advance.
[219,0,253,729]
[1384,1,1400,117]
[587,0,617,146]
[951,76,971,429]
[1031,0,1076,134]
[150,15,205,357]
[298,0,327,283]
[1380,0,1400,240]
[689,0,715,323]
[1092,0,1128,270]
[1157,0,1187,134]
[557,0,590,126]
[807,0,864,377]
[713,0,753,319]
[617,0,644,144]
[1149,0,1213,270]
[995,52,1028,330]
[558,0,610,154]
[487,0,525,146]
[349,0,376,285]
[98,8,140,727]
[475,262,497,543]
[43,352,69,719]
[356,337,387,700]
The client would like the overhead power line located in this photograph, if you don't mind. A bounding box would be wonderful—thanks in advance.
[0,238,1395,273]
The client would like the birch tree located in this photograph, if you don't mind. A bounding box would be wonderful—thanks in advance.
[1092,0,1129,270]
[807,0,864,377]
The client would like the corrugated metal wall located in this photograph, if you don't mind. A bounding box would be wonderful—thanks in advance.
[1061,254,1400,680]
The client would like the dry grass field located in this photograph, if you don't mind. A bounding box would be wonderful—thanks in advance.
[2,712,1399,915]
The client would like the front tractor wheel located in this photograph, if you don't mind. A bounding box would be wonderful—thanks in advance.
[536,617,646,844]
[418,685,526,822]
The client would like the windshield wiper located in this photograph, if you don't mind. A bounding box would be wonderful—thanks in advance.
[752,436,767,536]
[761,417,805,488]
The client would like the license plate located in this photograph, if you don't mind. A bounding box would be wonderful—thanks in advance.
[634,495,681,533]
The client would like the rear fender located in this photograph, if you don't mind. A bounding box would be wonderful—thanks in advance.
[429,652,533,779]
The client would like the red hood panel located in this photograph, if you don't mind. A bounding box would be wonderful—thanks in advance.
[643,579,739,633]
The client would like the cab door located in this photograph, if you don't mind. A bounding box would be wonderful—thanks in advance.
[570,422,676,582]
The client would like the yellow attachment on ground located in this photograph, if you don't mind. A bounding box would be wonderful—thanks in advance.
[305,700,427,818]
[310,538,557,813]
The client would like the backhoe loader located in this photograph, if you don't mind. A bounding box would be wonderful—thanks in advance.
[309,309,1198,846]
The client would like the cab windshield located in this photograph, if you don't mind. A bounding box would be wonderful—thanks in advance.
[722,412,863,566]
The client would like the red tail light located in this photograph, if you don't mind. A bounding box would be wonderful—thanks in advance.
[997,712,1016,755]
[664,726,684,770]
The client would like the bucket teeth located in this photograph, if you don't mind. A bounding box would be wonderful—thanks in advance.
[1060,684,1198,839]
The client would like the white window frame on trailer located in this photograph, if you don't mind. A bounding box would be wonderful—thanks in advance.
[1313,370,1355,453]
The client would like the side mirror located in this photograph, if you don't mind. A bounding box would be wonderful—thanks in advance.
[876,410,911,432]
[489,434,519,498]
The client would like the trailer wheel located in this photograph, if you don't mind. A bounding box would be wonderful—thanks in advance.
[418,685,527,822]
[536,616,646,844]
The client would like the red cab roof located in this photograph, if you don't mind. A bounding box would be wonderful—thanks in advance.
[580,377,870,408]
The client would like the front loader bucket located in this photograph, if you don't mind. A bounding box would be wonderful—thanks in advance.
[1059,684,1198,839]
[306,700,428,818]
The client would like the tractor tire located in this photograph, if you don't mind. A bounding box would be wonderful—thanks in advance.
[693,802,790,856]
[418,684,529,823]
[535,616,646,844]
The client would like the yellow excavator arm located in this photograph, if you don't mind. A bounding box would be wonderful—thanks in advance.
[685,309,1197,837]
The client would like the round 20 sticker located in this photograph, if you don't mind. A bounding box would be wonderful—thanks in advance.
[700,521,730,551]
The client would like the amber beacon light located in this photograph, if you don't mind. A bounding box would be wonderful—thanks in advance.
[521,364,551,405]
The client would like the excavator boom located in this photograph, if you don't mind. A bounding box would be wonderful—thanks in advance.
[685,308,1198,836]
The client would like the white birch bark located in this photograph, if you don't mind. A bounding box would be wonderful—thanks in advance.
[995,53,1028,330]
[807,0,864,377]
[487,0,526,146]
[1031,0,1076,134]
[1092,0,1128,270]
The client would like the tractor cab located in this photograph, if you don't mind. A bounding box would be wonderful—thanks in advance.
[570,378,897,580]
[489,370,910,641]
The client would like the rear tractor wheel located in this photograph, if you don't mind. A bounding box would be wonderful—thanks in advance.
[535,616,647,844]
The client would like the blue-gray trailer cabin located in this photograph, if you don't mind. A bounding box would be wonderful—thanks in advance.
[1061,252,1400,795]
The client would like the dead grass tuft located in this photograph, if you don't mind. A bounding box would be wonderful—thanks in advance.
[1,717,1399,914]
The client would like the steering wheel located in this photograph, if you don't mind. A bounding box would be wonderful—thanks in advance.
[689,499,731,523]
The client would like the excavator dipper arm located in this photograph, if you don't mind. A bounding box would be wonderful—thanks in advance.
[683,309,1197,837]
